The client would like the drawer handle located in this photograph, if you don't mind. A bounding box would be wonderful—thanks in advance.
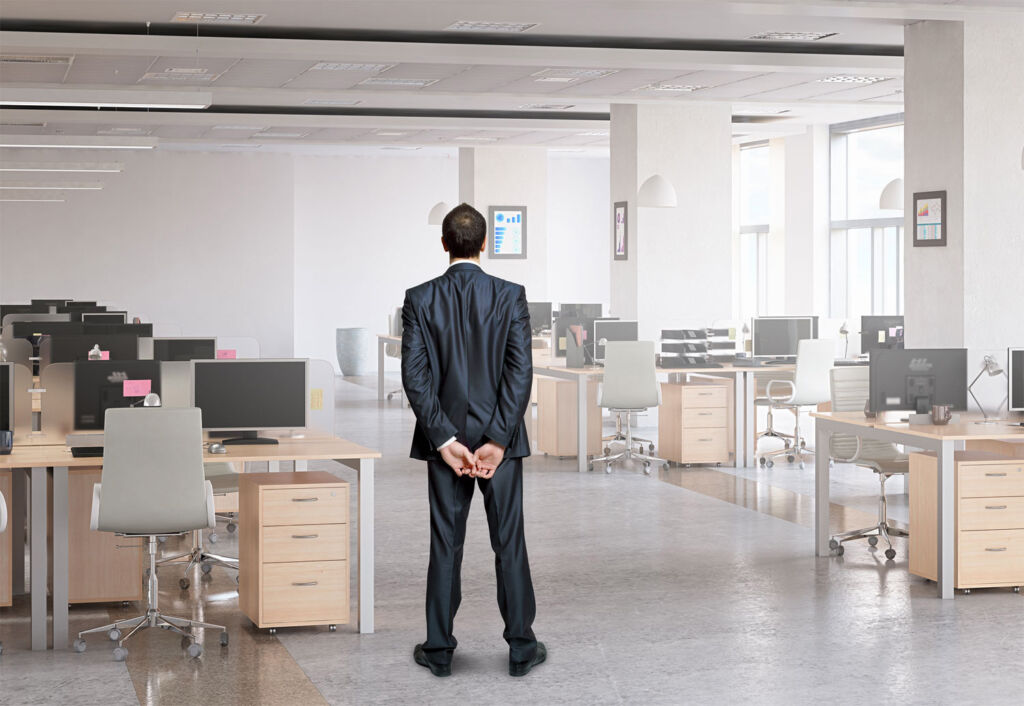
[698,438,713,442]
[984,505,1008,510]
[292,581,319,586]
[292,534,320,539]
[698,412,712,416]
[698,393,712,396]
[984,547,1007,552]
[985,473,1007,477]
[292,497,320,502]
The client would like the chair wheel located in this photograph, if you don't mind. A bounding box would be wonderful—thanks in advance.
[604,465,612,474]
[588,463,594,472]
[386,393,393,401]
[829,538,839,551]
[226,523,237,533]
[179,577,190,590]
[73,638,87,653]
[208,532,219,544]
[157,536,167,544]
[1012,586,1020,593]
[787,455,795,463]
[868,536,879,547]
[759,457,766,467]
[765,460,774,468]
[885,548,897,560]
[220,631,229,647]
[187,643,203,659]
[603,447,610,455]
[835,545,845,556]
[268,628,277,635]
[329,624,337,632]
[962,588,971,595]
[113,646,128,661]
[649,443,655,453]
[643,462,651,475]
[235,574,240,584]
[799,461,805,470]
[108,628,121,641]
[201,562,212,574]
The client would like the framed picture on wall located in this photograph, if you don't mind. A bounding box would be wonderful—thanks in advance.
[613,201,628,261]
[488,206,527,259]
[913,190,947,247]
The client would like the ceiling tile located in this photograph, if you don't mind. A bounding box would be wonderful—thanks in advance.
[64,54,156,85]
[695,72,826,99]
[218,59,318,88]
[425,65,536,92]
[0,58,71,83]
[138,56,240,85]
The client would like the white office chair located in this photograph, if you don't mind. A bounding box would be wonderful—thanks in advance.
[756,339,835,469]
[74,408,228,661]
[590,341,667,475]
[385,308,404,402]
[0,488,5,657]
[827,366,909,559]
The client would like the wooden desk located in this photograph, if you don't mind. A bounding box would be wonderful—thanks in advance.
[810,411,1024,599]
[0,432,380,650]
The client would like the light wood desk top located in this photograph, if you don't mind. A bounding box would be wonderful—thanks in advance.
[811,410,1024,441]
[532,354,794,377]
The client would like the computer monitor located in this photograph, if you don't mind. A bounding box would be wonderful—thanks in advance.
[752,317,815,358]
[861,315,905,354]
[152,337,216,362]
[594,320,638,361]
[1,363,12,432]
[65,301,99,309]
[191,359,308,444]
[45,334,139,364]
[558,303,603,320]
[82,323,153,337]
[10,321,84,341]
[81,311,128,324]
[73,360,162,430]
[868,348,967,415]
[31,299,70,308]
[1009,348,1024,412]
[527,302,553,334]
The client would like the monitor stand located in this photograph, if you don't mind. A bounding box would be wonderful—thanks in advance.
[219,431,279,445]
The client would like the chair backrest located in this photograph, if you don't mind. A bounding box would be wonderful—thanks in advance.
[385,307,403,358]
[829,366,902,462]
[98,407,210,535]
[790,339,836,405]
[0,490,7,534]
[599,341,660,410]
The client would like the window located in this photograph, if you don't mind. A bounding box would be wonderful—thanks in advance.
[829,118,904,320]
[738,143,769,323]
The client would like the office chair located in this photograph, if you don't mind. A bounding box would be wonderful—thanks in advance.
[827,366,909,559]
[73,408,228,661]
[589,341,667,475]
[0,488,6,656]
[756,339,835,469]
[385,308,404,402]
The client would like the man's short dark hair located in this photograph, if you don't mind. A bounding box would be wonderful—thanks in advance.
[441,203,486,258]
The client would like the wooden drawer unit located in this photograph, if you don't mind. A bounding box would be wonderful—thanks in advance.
[909,451,1024,591]
[535,378,602,457]
[659,380,734,466]
[240,471,350,630]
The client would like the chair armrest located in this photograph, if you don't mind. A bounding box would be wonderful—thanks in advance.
[90,483,102,532]
[829,434,863,463]
[0,490,7,534]
[204,480,216,529]
[765,379,795,404]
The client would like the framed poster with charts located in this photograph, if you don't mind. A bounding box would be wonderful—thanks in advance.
[488,206,527,259]
[613,201,628,261]
[913,190,946,247]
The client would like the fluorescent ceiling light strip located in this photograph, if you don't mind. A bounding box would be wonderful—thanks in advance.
[0,181,103,190]
[0,143,154,150]
[0,162,123,172]
[1,101,207,110]
[0,88,211,109]
[0,198,65,202]
[0,136,157,150]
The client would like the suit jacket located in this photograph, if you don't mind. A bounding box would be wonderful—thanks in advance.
[401,262,533,461]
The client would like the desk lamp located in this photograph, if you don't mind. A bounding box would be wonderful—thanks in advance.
[968,355,1007,421]
[839,322,849,358]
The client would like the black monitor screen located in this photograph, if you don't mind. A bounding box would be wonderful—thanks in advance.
[82,323,152,337]
[82,312,127,324]
[65,302,99,309]
[153,338,216,362]
[31,299,70,308]
[594,320,638,360]
[559,303,603,320]
[1,363,11,431]
[527,302,553,333]
[74,360,161,430]
[861,315,905,354]
[11,322,85,340]
[1010,348,1024,412]
[869,348,967,414]
[753,317,814,357]
[193,360,307,430]
[47,334,139,364]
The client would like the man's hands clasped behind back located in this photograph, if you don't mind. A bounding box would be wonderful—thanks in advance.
[438,440,506,479]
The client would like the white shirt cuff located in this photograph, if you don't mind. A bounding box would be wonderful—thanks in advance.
[437,436,457,450]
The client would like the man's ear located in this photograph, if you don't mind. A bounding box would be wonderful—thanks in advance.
[441,236,449,253]
[480,237,487,255]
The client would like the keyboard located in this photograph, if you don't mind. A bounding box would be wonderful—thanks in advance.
[70,446,104,458]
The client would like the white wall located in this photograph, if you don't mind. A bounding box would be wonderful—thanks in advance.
[0,150,296,356]
[546,153,611,311]
[292,151,459,372]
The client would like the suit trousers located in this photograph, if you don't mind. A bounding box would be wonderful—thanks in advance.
[423,456,537,665]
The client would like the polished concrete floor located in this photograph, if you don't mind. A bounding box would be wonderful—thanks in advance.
[1,374,1022,705]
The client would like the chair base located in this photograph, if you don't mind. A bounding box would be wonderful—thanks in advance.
[829,471,909,559]
[591,410,666,475]
[755,403,814,469]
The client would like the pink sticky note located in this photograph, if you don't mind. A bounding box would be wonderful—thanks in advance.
[99,351,110,360]
[216,349,237,360]
[123,379,152,397]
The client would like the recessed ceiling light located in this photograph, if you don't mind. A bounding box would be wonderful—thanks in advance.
[519,103,575,110]
[733,107,791,116]
[637,83,708,92]
[0,181,103,190]
[0,55,71,65]
[0,198,66,202]
[380,146,421,151]
[445,20,538,33]
[141,72,217,82]
[359,77,439,88]
[210,125,259,131]
[219,144,262,149]
[532,68,617,82]
[454,136,498,142]
[97,127,152,136]
[748,32,837,41]
[534,77,575,83]
[171,12,265,24]
[303,98,363,107]
[818,75,891,84]
[374,131,409,136]
[310,62,395,72]
[576,131,609,137]
[0,162,123,173]
[259,131,307,138]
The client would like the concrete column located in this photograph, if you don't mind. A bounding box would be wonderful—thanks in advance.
[782,126,831,317]
[458,146,549,298]
[904,16,1024,403]
[609,103,733,340]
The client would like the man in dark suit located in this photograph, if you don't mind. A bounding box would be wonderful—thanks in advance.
[401,203,545,678]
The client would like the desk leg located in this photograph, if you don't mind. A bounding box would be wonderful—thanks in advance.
[576,376,588,473]
[377,339,386,402]
[12,469,27,595]
[358,458,375,633]
[937,440,955,599]
[733,372,744,468]
[30,466,47,650]
[52,466,70,649]
[814,423,830,557]
[744,371,756,468]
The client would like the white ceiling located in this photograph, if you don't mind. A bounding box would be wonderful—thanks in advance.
[0,0,1016,151]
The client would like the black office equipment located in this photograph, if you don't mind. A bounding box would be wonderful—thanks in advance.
[868,348,967,414]
[527,302,553,334]
[81,311,128,324]
[10,321,85,340]
[662,341,708,355]
[31,299,70,308]
[45,334,140,364]
[192,359,307,444]
[752,317,816,359]
[82,323,153,337]
[70,446,105,458]
[861,315,905,354]
[1,304,40,321]
[73,360,162,430]
[65,301,100,309]
[1009,348,1024,412]
[661,329,705,340]
[593,320,638,361]
[1,362,12,432]
[152,338,217,362]
[558,303,603,320]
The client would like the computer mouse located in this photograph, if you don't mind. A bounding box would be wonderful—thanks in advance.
[208,443,227,454]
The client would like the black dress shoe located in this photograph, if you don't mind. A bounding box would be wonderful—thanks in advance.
[509,642,546,677]
[414,644,451,677]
